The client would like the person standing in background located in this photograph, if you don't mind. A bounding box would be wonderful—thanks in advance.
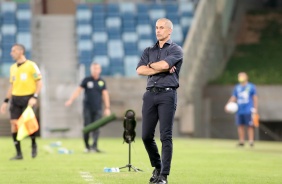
[65,62,111,153]
[0,44,42,160]
[225,72,258,147]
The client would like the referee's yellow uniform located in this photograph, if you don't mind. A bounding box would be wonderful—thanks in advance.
[10,60,42,96]
[9,60,41,119]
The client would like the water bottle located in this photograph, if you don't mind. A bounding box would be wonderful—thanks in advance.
[104,167,111,173]
[50,141,62,147]
[104,167,120,173]
[112,168,120,172]
[58,148,73,154]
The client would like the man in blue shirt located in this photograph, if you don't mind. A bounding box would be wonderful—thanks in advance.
[136,18,183,184]
[65,62,111,152]
[225,72,258,147]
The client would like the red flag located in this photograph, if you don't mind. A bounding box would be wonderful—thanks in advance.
[252,113,260,127]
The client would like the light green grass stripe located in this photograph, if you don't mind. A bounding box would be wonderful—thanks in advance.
[0,138,282,184]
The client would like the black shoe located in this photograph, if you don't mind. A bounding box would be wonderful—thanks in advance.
[156,175,168,184]
[149,169,160,184]
[10,154,23,160]
[32,145,37,158]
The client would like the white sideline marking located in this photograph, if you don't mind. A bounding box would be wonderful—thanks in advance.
[79,171,102,184]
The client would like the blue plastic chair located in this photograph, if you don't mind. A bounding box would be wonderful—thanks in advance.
[92,32,108,43]
[108,40,124,59]
[92,4,105,13]
[107,28,121,39]
[122,32,138,43]
[124,55,140,77]
[138,39,154,52]
[16,32,32,51]
[119,3,136,13]
[137,4,149,13]
[0,2,17,13]
[164,3,178,12]
[1,24,17,35]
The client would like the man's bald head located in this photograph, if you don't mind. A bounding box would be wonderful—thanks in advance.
[156,18,173,30]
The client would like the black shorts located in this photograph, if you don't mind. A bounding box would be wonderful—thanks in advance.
[9,95,33,119]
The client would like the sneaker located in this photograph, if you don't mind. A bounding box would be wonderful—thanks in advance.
[156,175,168,184]
[237,143,244,147]
[149,169,160,184]
[91,147,103,153]
[249,142,254,147]
[32,145,37,158]
[84,148,91,153]
[10,154,23,160]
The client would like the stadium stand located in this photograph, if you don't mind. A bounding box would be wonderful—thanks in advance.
[0,1,32,76]
[75,1,195,77]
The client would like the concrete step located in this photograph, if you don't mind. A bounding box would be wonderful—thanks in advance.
[35,15,80,138]
[0,118,10,136]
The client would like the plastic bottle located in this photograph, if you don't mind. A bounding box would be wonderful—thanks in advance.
[50,141,62,147]
[58,148,73,154]
[104,167,120,173]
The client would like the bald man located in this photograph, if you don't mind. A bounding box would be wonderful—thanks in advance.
[136,18,183,184]
[225,72,258,147]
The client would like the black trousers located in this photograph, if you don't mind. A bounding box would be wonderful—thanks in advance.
[83,107,102,149]
[142,89,177,175]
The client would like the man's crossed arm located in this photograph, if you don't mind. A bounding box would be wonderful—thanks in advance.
[136,60,176,76]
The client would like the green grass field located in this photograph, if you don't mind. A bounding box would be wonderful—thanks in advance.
[0,138,282,184]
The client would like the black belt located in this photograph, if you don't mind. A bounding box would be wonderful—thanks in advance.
[147,87,175,93]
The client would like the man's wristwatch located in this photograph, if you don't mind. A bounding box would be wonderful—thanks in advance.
[33,93,38,99]
[148,62,153,68]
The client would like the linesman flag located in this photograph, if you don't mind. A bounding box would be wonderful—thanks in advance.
[17,106,39,141]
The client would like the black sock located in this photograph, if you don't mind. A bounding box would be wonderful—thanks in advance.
[161,174,167,179]
[155,164,161,171]
[12,133,22,155]
[30,133,36,147]
[83,133,90,149]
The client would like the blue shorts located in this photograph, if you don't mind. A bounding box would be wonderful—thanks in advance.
[235,114,253,126]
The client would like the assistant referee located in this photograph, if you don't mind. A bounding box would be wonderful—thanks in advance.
[0,44,42,160]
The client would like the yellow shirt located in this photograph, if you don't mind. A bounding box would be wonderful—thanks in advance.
[10,60,42,96]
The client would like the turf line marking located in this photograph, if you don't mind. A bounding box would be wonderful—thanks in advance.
[79,171,102,184]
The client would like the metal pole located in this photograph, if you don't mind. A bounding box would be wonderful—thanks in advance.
[129,141,131,171]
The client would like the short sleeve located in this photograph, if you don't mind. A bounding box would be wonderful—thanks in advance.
[31,62,42,80]
[250,84,257,96]
[163,45,183,68]
[80,78,88,89]
[9,66,13,83]
[136,47,150,70]
[100,79,107,90]
[232,86,237,98]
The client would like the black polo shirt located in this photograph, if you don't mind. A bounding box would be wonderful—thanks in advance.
[80,76,106,110]
[137,39,183,89]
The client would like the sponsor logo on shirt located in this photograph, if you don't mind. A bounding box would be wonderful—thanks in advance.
[98,80,104,87]
[237,86,251,104]
[87,81,94,88]
[33,73,41,79]
[20,73,27,80]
